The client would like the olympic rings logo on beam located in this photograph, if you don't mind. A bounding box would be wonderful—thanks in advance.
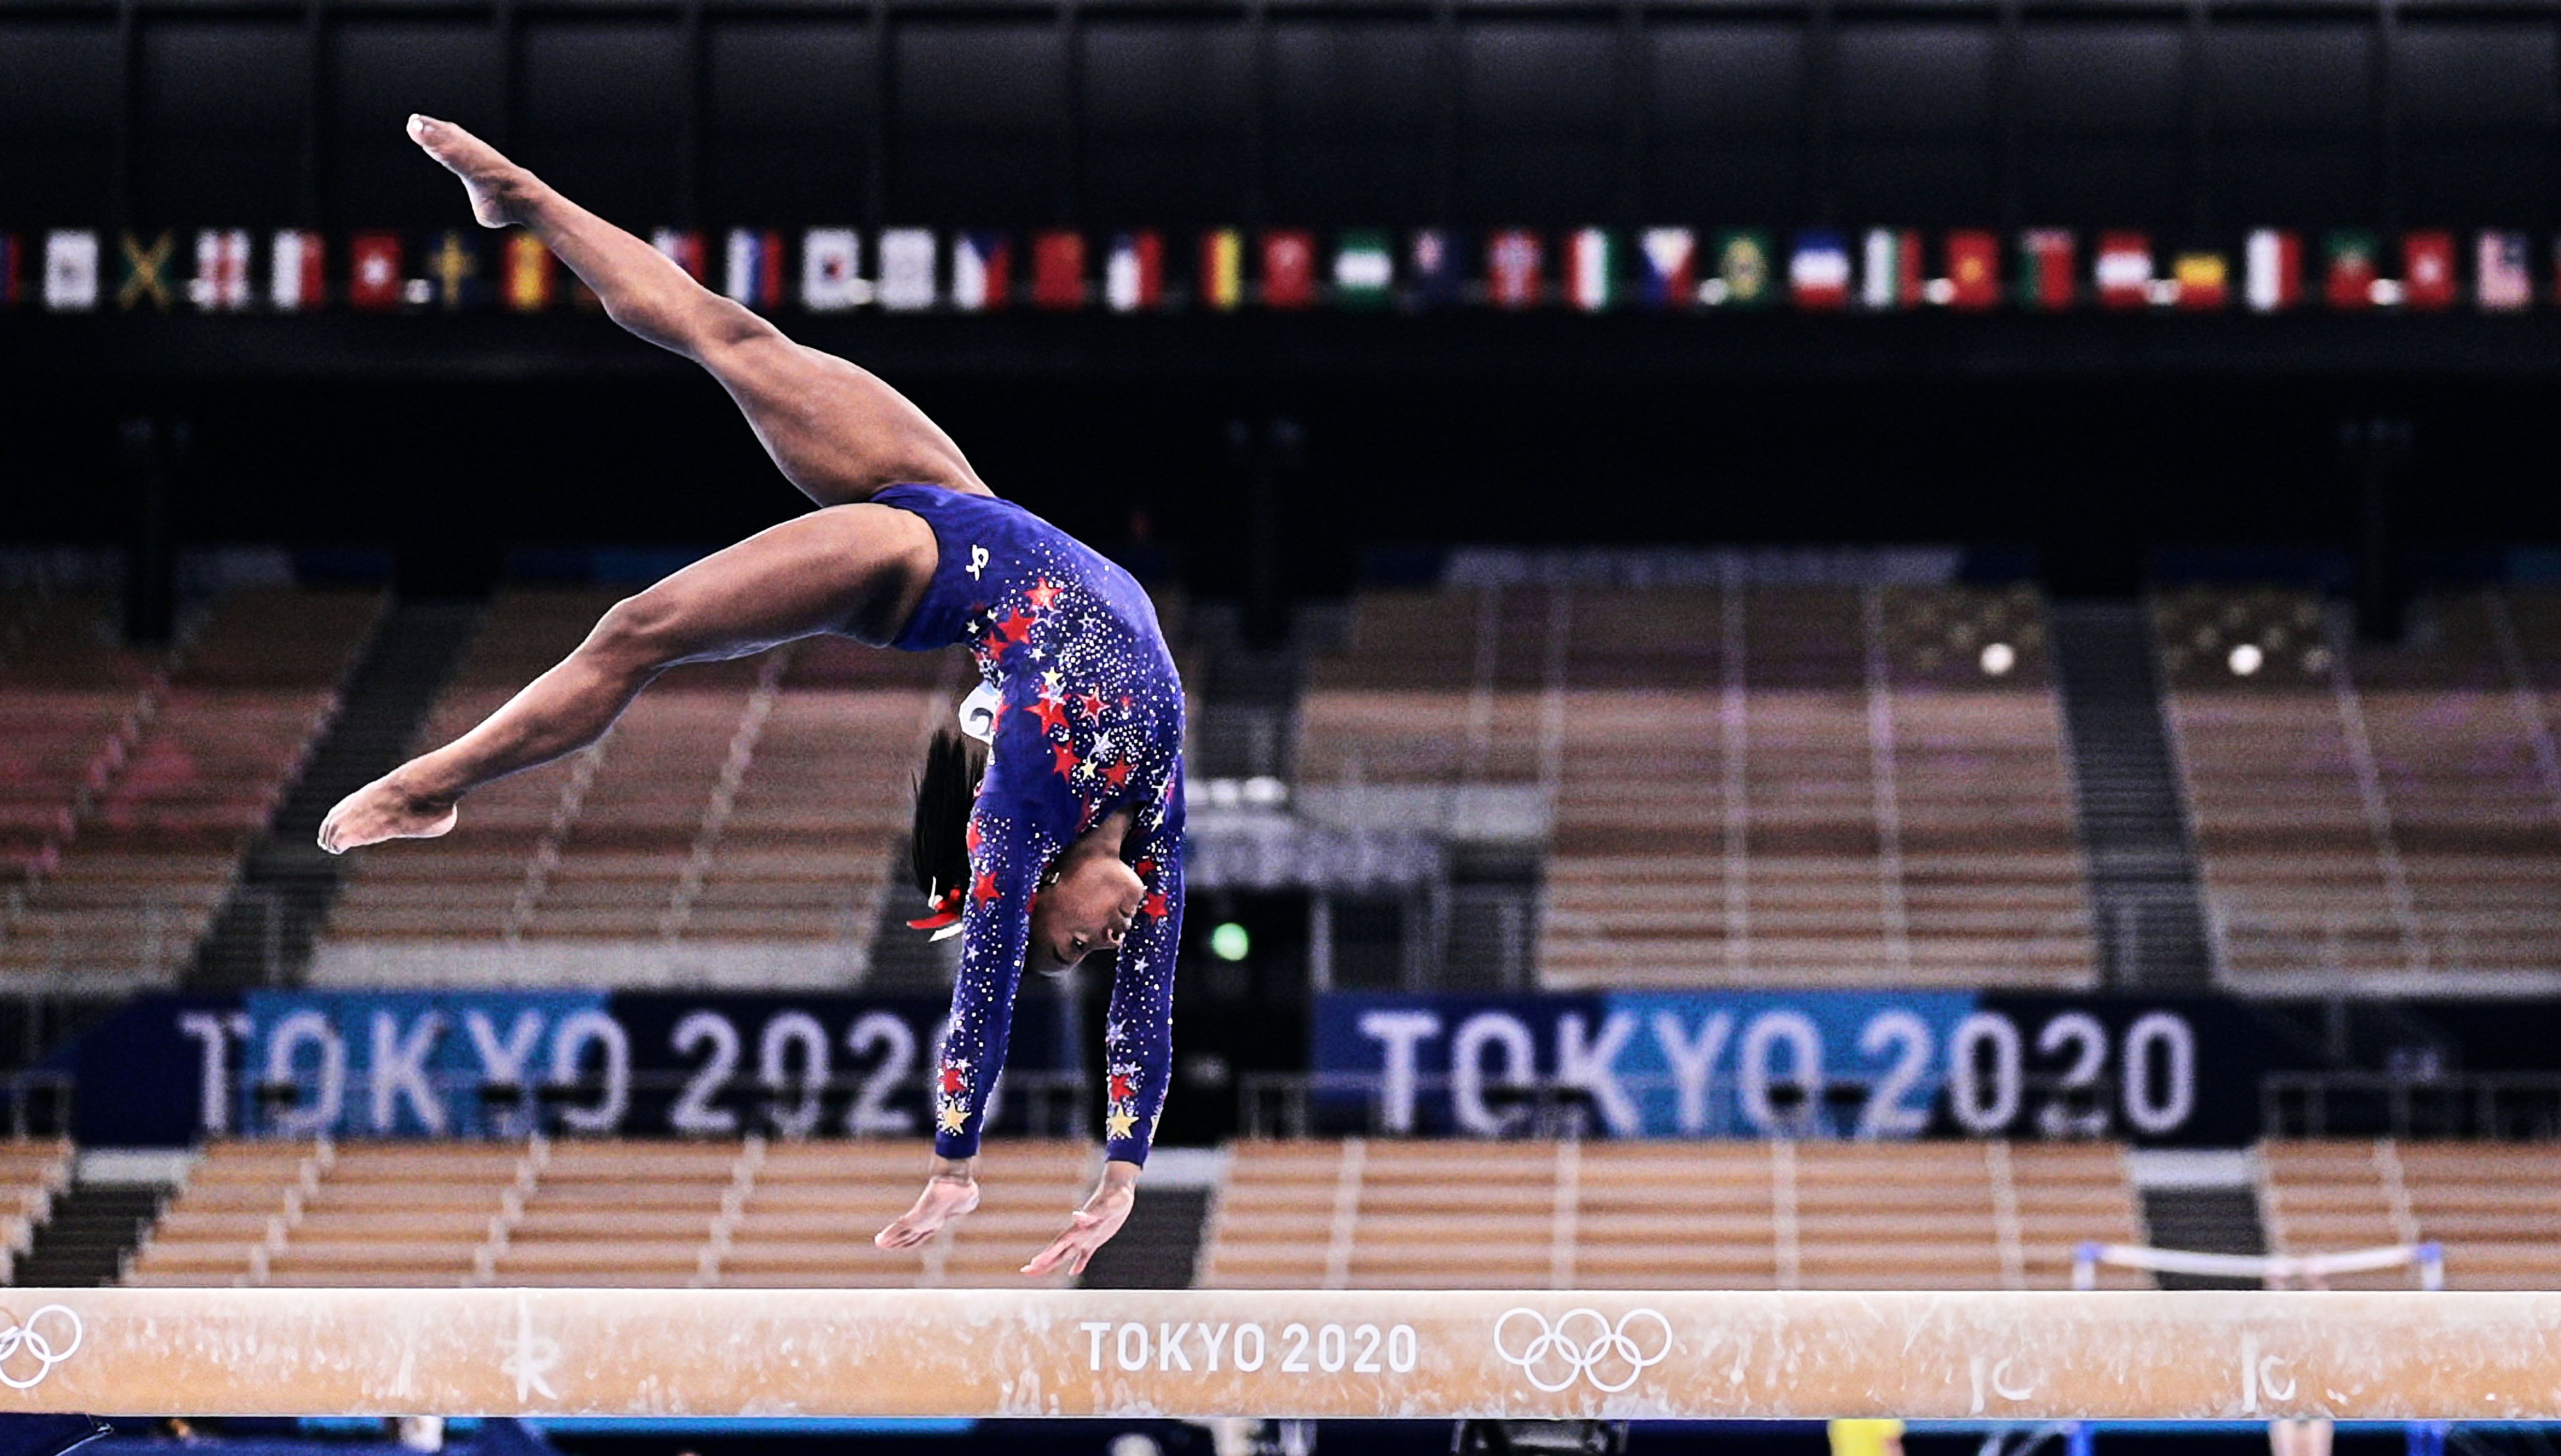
[1492,1307,1673,1394]
[0,1305,84,1390]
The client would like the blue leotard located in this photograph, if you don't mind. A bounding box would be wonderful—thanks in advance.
[878,484,1187,1167]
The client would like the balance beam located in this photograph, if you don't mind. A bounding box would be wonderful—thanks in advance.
[2,1288,2557,1421]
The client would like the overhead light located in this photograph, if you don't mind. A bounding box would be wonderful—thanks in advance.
[2228,643,2264,677]
[1978,642,2016,677]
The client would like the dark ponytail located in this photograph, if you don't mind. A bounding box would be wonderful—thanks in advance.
[909,726,988,905]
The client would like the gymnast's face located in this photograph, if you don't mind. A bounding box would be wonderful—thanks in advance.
[1027,856,1146,973]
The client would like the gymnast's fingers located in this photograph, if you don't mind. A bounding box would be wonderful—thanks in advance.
[1021,1214,1101,1276]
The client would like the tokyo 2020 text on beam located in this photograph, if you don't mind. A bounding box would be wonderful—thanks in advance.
[2,1288,2559,1421]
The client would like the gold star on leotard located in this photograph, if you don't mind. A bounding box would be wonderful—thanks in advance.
[1105,1108,1138,1141]
[938,1105,971,1134]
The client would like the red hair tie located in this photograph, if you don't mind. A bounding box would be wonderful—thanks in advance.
[907,883,966,941]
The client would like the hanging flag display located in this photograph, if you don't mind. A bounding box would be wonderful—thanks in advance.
[1636,228,1694,310]
[1485,229,1543,308]
[802,228,865,311]
[2400,230,2456,312]
[1787,229,1849,310]
[951,231,1011,312]
[2475,230,2530,313]
[2324,231,2380,309]
[116,230,176,312]
[1260,229,1316,308]
[1031,230,1085,309]
[1563,228,1614,311]
[1408,229,1464,308]
[1198,229,1243,311]
[503,232,556,312]
[649,229,706,282]
[1104,230,1163,312]
[1706,230,1774,307]
[1944,230,1999,310]
[2016,229,2075,311]
[2093,231,2151,310]
[189,229,251,312]
[43,230,98,312]
[878,228,939,312]
[2170,252,2228,311]
[2245,229,2301,313]
[344,231,400,311]
[720,229,781,311]
[1860,227,1920,310]
[1331,230,1392,309]
[417,229,484,310]
[27,219,2561,325]
[270,230,325,311]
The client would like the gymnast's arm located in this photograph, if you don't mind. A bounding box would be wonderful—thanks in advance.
[317,504,929,853]
[1021,784,1185,1277]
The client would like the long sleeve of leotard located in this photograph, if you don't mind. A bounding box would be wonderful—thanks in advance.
[929,793,1060,1160]
[1098,773,1185,1166]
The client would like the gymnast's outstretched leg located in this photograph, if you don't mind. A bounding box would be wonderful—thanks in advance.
[406,113,988,508]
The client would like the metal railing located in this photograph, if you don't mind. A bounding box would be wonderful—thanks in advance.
[2209,895,2561,990]
[2263,1072,2561,1141]
[0,892,213,986]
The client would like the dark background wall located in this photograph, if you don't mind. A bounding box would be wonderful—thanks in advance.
[4,0,2560,586]
[5,0,2558,232]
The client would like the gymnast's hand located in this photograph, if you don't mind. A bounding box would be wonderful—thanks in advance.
[1021,1160,1139,1278]
[316,769,459,855]
[876,1159,982,1250]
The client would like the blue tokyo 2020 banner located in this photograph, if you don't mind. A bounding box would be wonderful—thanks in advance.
[1313,990,2296,1146]
[66,990,1070,1146]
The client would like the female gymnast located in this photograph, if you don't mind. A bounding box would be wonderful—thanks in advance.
[316,115,1186,1277]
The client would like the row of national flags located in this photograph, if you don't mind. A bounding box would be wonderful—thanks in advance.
[6,224,2557,315]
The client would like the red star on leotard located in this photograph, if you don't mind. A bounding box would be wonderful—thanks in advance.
[1052,741,1080,777]
[1134,858,1155,877]
[1141,889,1168,919]
[966,817,984,853]
[993,608,1037,646]
[1109,1071,1136,1101]
[1104,758,1132,790]
[940,1065,968,1094]
[1030,694,1070,736]
[1024,578,1060,610]
[973,870,1000,904]
[1079,689,1107,719]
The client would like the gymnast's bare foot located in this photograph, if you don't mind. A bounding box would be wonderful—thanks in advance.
[876,1160,981,1250]
[317,770,459,854]
[406,114,536,229]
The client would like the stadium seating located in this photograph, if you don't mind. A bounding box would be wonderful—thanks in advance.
[2260,1139,2561,1290]
[1197,1138,2147,1291]
[0,1138,73,1282]
[316,592,960,987]
[2162,588,2561,985]
[122,1137,1095,1288]
[1298,584,2093,989]
[0,587,381,989]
